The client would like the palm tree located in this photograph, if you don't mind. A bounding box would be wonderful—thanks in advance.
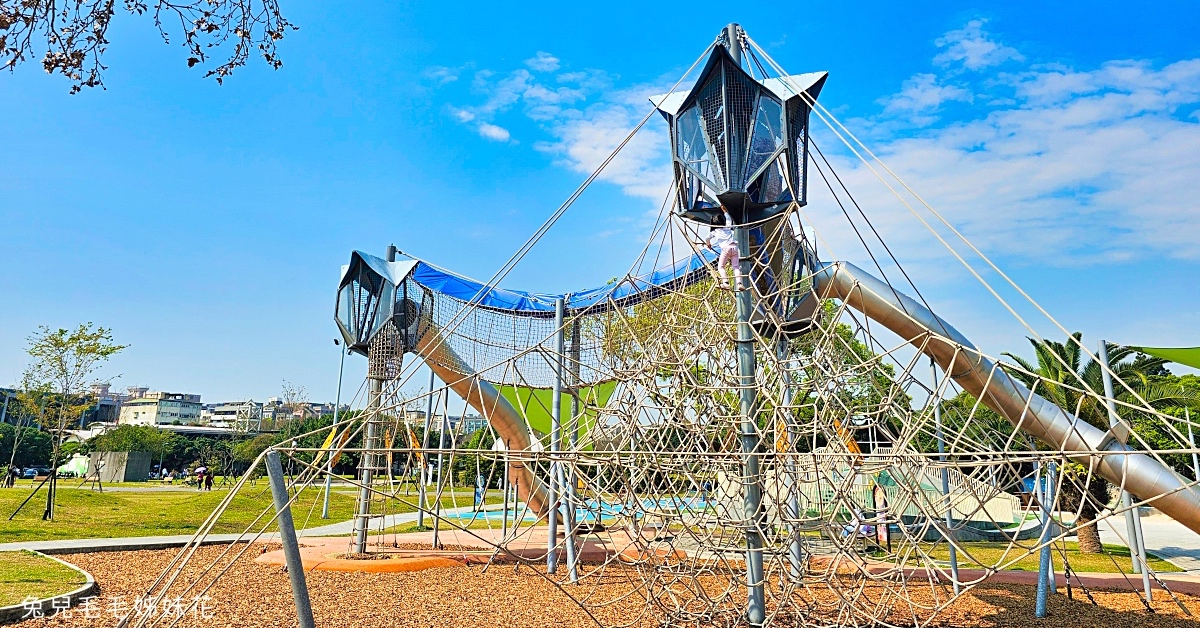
[1002,333,1198,553]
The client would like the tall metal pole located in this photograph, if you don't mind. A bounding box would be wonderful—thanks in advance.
[1035,461,1053,618]
[1099,341,1152,600]
[353,359,381,554]
[725,23,742,66]
[323,344,346,519]
[734,224,765,627]
[562,308,579,582]
[352,246,394,554]
[930,358,960,595]
[501,438,510,538]
[1188,407,1200,483]
[432,393,448,548]
[266,450,316,628]
[547,297,565,575]
[777,341,803,581]
[419,369,435,529]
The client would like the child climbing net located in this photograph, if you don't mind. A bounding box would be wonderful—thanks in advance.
[705,210,744,290]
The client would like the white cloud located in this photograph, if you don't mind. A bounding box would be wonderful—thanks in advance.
[476,122,512,142]
[879,73,972,124]
[449,107,475,123]
[422,65,461,85]
[534,85,673,201]
[934,19,1024,71]
[438,24,1200,269]
[815,57,1200,268]
[525,51,561,72]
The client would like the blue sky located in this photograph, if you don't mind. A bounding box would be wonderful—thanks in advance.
[1,1,1198,402]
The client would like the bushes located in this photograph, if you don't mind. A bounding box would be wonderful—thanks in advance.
[0,424,52,468]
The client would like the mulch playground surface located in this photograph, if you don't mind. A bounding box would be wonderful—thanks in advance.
[11,546,1200,627]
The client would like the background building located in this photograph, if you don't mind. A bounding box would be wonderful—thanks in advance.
[78,383,127,425]
[205,400,264,432]
[118,391,202,426]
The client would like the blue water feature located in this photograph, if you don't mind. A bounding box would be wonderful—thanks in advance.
[442,496,711,523]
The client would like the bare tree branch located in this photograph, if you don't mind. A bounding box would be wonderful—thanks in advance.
[0,0,294,93]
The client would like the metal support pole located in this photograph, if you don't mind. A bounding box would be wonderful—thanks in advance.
[725,23,742,67]
[323,345,347,519]
[547,298,565,575]
[1132,499,1152,601]
[1099,341,1152,600]
[353,375,381,554]
[1099,340,1142,573]
[1035,461,1053,617]
[563,315,580,583]
[266,450,315,628]
[930,358,960,595]
[432,394,448,548]
[351,244,396,553]
[419,369,435,528]
[777,341,803,581]
[734,225,765,627]
[502,440,510,538]
[1188,407,1200,483]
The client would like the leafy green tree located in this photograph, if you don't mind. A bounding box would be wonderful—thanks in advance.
[1124,373,1200,478]
[6,367,51,472]
[90,424,173,453]
[1002,333,1198,553]
[25,323,126,519]
[0,423,52,468]
[232,433,277,480]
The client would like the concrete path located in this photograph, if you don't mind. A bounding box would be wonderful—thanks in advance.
[0,534,252,555]
[1099,511,1200,572]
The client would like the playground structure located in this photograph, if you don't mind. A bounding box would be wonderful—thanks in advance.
[126,24,1200,628]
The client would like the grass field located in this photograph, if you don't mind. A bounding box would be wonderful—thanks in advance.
[0,551,87,606]
[924,541,1176,573]
[0,485,492,543]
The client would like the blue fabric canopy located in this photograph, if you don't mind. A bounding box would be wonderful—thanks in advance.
[408,249,719,316]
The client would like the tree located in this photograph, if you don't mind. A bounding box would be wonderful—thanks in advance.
[25,323,126,520]
[0,0,293,92]
[1002,333,1198,553]
[232,432,275,480]
[7,366,51,471]
[0,423,52,467]
[280,380,309,425]
[89,424,177,475]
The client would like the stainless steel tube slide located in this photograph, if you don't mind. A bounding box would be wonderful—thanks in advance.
[813,261,1200,536]
[414,324,552,517]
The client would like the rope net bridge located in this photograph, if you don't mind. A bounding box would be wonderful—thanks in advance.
[128,24,1200,628]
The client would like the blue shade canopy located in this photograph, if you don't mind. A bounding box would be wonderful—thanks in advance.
[349,248,719,317]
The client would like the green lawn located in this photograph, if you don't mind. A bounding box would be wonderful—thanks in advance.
[0,551,87,607]
[922,541,1177,574]
[0,484,493,543]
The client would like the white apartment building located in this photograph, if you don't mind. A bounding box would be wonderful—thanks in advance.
[205,400,263,432]
[118,391,203,426]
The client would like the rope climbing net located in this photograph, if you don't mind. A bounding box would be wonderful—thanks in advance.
[124,27,1200,628]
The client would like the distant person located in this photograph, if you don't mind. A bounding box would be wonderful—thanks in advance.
[706,210,743,290]
[195,468,206,491]
[204,472,214,491]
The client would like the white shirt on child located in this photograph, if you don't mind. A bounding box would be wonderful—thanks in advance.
[708,227,736,250]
